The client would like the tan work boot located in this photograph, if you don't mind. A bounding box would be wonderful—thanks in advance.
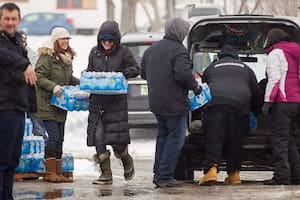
[92,151,113,185]
[56,159,73,183]
[224,170,241,185]
[44,158,61,183]
[198,164,218,186]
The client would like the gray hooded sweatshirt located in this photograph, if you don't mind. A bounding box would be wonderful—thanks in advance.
[141,17,198,116]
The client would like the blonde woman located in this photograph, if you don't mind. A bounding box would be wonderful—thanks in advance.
[34,27,79,183]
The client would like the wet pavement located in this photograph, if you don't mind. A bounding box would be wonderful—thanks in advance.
[14,158,300,200]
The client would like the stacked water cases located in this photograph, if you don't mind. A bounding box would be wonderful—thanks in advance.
[15,116,74,181]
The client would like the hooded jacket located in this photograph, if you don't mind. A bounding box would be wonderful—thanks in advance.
[264,41,300,103]
[0,30,36,112]
[141,17,198,116]
[33,39,79,123]
[202,45,261,115]
[86,21,139,147]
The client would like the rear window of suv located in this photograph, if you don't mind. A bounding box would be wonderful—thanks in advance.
[188,17,300,81]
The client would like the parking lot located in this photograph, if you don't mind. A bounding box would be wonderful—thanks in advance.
[12,128,300,200]
[14,157,300,200]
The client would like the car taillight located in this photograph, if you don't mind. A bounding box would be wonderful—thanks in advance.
[67,18,73,25]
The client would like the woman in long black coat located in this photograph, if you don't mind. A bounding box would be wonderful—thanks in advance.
[86,21,139,185]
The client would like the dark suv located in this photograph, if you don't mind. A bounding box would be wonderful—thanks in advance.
[121,32,163,128]
[174,15,300,181]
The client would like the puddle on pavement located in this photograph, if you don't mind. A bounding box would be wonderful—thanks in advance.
[14,188,74,199]
[98,189,150,197]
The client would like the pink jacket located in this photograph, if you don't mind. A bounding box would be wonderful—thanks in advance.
[265,41,300,103]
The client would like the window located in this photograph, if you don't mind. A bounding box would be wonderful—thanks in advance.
[57,0,96,9]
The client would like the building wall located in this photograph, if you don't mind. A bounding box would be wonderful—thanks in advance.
[0,0,106,32]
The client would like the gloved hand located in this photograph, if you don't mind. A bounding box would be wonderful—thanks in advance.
[193,84,202,96]
[261,102,271,115]
[53,85,64,97]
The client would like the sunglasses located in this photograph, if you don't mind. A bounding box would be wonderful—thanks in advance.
[101,39,115,43]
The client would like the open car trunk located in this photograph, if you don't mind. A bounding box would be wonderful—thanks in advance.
[175,15,300,181]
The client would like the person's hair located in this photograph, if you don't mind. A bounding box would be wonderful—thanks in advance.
[53,40,76,59]
[0,2,21,20]
[265,28,291,49]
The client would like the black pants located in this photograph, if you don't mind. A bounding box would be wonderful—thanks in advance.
[203,105,248,174]
[270,102,300,184]
[0,111,25,200]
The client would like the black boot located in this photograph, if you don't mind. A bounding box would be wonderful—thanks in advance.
[264,178,290,185]
[114,148,135,181]
[93,151,113,185]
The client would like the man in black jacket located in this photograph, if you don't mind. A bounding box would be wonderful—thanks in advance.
[141,17,201,188]
[198,44,261,186]
[0,3,36,199]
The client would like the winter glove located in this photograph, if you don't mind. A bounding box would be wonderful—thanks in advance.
[261,102,271,115]
[123,67,139,79]
[53,85,64,97]
[193,84,202,96]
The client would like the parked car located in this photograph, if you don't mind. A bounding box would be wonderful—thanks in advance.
[174,15,300,181]
[19,12,75,35]
[121,32,164,128]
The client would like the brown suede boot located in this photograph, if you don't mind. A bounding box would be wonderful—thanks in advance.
[224,170,241,185]
[44,158,61,183]
[198,164,218,186]
[92,151,113,185]
[56,159,73,183]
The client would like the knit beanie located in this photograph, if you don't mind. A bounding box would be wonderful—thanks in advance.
[51,27,71,43]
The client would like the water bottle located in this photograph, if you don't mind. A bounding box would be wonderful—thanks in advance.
[21,139,31,155]
[24,118,33,137]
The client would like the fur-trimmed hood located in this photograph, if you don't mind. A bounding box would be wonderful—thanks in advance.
[37,39,75,65]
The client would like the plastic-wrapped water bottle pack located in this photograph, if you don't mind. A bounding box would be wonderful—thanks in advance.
[17,135,45,173]
[50,85,90,111]
[188,83,212,111]
[17,117,74,173]
[62,153,74,172]
[79,71,128,94]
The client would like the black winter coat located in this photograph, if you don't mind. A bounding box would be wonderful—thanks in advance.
[86,22,139,147]
[202,45,261,115]
[141,35,198,116]
[0,31,36,112]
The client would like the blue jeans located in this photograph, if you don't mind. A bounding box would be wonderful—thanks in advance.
[43,120,65,159]
[0,111,25,200]
[153,113,187,180]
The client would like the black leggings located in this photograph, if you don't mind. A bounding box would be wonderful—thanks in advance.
[96,144,127,155]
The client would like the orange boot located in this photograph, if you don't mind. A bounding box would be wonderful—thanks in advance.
[198,164,218,186]
[224,170,241,185]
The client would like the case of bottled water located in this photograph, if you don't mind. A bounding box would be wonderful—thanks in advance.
[188,83,212,111]
[50,85,90,111]
[15,155,32,173]
[79,71,128,94]
[62,153,74,172]
[16,118,47,173]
